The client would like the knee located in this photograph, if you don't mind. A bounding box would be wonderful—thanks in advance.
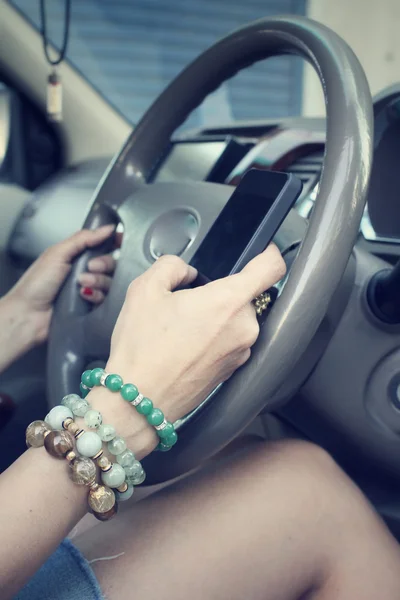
[256,438,335,472]
[279,439,336,470]
[251,439,344,500]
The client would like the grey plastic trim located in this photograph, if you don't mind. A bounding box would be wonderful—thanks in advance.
[361,84,400,244]
[0,87,11,169]
[360,206,398,244]
[48,16,373,483]
[281,247,400,481]
[9,159,112,261]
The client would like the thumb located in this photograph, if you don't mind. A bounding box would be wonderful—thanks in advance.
[145,255,198,292]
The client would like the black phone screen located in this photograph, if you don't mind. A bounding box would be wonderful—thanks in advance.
[190,170,290,281]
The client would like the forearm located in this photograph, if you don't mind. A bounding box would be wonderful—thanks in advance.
[0,447,87,597]
[0,293,38,373]
[0,387,157,599]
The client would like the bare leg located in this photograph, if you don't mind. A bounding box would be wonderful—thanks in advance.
[76,441,400,600]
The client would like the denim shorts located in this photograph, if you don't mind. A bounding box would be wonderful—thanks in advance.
[14,538,104,600]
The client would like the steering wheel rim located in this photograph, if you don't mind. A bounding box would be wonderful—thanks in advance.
[48,15,373,484]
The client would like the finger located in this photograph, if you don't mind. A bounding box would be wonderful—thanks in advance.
[54,225,115,263]
[213,244,286,306]
[143,255,198,292]
[87,254,116,274]
[78,272,112,292]
[80,287,106,304]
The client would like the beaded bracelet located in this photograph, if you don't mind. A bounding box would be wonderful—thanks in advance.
[54,398,146,494]
[81,368,178,451]
[25,419,117,521]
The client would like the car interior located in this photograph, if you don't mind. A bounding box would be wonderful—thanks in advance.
[3,0,400,546]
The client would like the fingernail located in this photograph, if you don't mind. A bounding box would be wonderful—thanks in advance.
[82,287,93,296]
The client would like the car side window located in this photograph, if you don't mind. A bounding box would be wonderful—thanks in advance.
[9,0,306,131]
[0,81,62,191]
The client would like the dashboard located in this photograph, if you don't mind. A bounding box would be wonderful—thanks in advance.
[8,83,400,264]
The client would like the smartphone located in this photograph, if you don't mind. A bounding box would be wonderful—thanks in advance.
[190,169,303,282]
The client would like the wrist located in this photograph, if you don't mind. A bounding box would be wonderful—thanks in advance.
[105,358,184,423]
[85,386,158,460]
[83,361,185,459]
[0,293,40,361]
[7,289,51,347]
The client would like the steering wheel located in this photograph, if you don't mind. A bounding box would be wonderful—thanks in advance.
[48,16,373,484]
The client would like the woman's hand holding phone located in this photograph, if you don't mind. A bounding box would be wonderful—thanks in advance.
[88,244,286,457]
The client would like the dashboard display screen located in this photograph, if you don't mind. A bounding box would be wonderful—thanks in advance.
[154,141,227,182]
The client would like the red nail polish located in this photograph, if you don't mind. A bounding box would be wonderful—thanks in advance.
[82,287,93,296]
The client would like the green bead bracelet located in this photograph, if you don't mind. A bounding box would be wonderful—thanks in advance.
[80,369,178,450]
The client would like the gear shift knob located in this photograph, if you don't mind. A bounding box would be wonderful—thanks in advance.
[367,260,400,324]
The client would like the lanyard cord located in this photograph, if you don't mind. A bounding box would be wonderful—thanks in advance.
[39,0,71,67]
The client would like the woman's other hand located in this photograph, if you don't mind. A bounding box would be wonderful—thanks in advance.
[8,225,115,345]
[89,244,286,456]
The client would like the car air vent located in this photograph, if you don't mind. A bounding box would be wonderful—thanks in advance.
[285,150,324,192]
[285,149,324,219]
[200,124,277,138]
[181,123,278,139]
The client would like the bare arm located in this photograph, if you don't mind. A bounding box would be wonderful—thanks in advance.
[0,246,285,599]
[0,294,39,372]
[0,389,155,598]
[0,225,115,374]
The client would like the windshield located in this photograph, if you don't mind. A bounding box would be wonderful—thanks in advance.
[10,0,305,130]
